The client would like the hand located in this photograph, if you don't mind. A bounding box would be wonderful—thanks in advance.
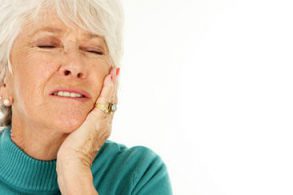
[56,66,118,195]
[56,66,119,168]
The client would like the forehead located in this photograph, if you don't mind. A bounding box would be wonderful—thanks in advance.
[21,8,102,39]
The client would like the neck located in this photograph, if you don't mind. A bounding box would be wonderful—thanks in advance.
[11,116,69,161]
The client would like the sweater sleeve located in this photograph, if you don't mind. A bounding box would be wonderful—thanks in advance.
[130,146,173,195]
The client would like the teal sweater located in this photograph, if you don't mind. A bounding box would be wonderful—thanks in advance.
[0,127,172,195]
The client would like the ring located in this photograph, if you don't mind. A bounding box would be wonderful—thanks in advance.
[95,102,117,114]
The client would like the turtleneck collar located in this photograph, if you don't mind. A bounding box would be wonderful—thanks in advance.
[0,126,59,193]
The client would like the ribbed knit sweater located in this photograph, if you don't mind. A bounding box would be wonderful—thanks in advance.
[0,126,172,195]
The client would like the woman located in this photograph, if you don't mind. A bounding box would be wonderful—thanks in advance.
[0,0,172,194]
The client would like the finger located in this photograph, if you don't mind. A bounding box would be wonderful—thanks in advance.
[110,68,119,104]
[85,67,116,126]
[96,67,116,105]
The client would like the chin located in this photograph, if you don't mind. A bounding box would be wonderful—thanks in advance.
[53,115,87,134]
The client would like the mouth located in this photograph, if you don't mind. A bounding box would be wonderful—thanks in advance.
[49,89,91,102]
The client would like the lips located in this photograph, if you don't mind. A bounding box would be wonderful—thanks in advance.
[49,88,91,98]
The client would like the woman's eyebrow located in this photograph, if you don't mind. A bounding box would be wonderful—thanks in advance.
[31,27,63,36]
[30,27,103,40]
[86,33,103,39]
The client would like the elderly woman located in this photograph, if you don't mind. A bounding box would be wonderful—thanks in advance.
[0,0,172,194]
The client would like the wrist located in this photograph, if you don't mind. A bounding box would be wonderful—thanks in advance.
[57,162,98,195]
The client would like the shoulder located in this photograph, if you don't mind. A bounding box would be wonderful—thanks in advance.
[0,126,10,141]
[95,140,163,167]
[0,126,9,134]
[92,140,172,194]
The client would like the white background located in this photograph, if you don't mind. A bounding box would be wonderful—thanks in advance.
[112,0,293,194]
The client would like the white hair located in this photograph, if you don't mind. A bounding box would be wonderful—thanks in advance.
[0,0,124,126]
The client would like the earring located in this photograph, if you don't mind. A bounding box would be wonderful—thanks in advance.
[3,98,11,106]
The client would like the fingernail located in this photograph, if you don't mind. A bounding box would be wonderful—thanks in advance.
[116,67,120,77]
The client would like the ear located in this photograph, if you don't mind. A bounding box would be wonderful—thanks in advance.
[0,79,7,99]
[0,70,13,98]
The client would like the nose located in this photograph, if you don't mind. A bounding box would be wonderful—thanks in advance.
[62,69,84,78]
[59,49,88,79]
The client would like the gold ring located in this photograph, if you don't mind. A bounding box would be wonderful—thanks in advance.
[95,102,117,114]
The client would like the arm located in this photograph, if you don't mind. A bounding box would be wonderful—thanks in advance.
[56,161,99,195]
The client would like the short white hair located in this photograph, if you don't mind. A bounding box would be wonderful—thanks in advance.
[0,0,124,126]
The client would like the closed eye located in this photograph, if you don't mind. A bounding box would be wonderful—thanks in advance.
[87,50,104,55]
[37,45,56,49]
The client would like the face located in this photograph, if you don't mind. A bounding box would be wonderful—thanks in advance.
[4,9,111,133]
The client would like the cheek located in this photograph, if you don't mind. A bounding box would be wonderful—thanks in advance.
[13,72,47,105]
[90,63,110,97]
[12,59,57,104]
[13,49,58,79]
[16,57,55,85]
